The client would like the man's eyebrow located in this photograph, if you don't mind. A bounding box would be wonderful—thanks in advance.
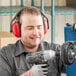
[26,26,33,27]
[26,25,42,27]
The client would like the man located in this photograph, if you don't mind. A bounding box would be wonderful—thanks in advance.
[0,7,65,76]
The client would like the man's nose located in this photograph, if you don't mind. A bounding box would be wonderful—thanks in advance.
[33,28,39,35]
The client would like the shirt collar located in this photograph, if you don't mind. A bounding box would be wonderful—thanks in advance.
[15,40,44,56]
[15,40,27,56]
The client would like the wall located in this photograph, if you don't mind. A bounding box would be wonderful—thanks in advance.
[0,0,66,6]
[0,0,76,46]
[55,15,74,44]
[66,0,76,7]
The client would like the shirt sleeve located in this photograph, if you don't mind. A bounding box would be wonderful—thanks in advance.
[0,48,12,76]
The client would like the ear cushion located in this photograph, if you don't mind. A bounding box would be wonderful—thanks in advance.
[43,17,48,35]
[12,21,20,38]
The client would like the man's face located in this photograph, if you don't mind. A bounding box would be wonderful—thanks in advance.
[20,14,44,48]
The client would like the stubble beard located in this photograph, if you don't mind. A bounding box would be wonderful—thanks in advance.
[21,39,40,50]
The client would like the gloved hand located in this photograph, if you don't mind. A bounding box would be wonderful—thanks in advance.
[31,64,48,76]
[20,63,48,76]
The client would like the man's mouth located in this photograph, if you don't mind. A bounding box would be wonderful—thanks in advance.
[30,37,40,41]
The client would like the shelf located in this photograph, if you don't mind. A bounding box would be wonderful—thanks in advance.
[45,6,76,15]
[0,6,76,16]
[55,6,76,15]
[0,6,22,16]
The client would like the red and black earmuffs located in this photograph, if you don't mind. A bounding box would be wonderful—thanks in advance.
[10,7,49,38]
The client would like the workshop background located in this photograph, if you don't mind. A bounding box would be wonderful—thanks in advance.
[0,0,76,47]
[0,0,76,76]
[0,0,76,46]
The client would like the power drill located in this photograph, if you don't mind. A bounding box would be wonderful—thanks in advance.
[25,41,76,69]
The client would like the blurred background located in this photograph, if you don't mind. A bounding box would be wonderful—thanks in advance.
[0,0,76,47]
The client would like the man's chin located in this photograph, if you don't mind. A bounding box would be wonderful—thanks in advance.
[31,42,40,46]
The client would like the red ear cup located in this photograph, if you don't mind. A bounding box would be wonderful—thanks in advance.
[12,21,20,38]
[43,17,48,35]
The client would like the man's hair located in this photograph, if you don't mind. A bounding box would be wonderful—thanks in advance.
[16,7,42,22]
[20,7,41,15]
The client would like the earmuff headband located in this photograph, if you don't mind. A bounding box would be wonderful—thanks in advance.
[10,7,49,37]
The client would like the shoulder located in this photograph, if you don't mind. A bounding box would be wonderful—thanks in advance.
[0,40,20,57]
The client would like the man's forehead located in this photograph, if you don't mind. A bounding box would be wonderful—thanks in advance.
[21,13,42,18]
[27,24,43,27]
[21,14,43,21]
[20,14,43,26]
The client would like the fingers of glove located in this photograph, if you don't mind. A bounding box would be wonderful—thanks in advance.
[37,64,48,67]
[37,64,48,70]
[38,68,48,73]
[39,73,45,76]
[42,72,48,75]
[32,64,48,76]
[39,71,48,76]
[36,66,47,72]
[37,69,46,76]
[44,74,48,76]
[37,65,48,75]
[41,68,48,71]
[38,64,48,70]
[41,72,48,76]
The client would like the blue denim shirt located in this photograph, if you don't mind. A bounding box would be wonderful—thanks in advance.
[0,40,65,76]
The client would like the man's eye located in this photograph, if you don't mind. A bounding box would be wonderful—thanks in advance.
[27,27,33,30]
[37,26,42,29]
